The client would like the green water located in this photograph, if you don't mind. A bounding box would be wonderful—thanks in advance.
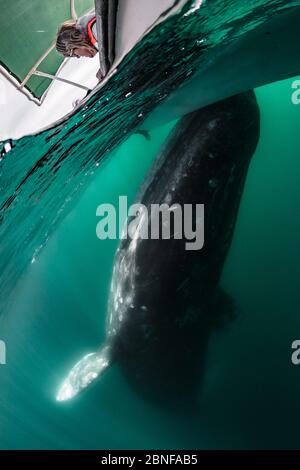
[0,77,300,449]
[1,0,300,450]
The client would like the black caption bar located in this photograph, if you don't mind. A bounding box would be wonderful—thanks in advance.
[0,451,300,465]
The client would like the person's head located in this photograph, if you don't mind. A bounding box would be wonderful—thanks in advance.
[55,20,97,58]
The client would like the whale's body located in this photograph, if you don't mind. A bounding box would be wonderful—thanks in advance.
[57,91,260,403]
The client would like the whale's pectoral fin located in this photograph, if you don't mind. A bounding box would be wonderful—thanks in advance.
[210,287,237,331]
[56,344,113,402]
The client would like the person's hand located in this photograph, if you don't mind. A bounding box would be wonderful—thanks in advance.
[96,69,103,81]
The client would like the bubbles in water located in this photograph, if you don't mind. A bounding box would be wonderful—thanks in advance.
[158,93,168,102]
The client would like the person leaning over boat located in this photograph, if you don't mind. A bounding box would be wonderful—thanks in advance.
[56,13,103,81]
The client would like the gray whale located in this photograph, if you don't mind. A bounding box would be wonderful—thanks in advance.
[57,91,260,404]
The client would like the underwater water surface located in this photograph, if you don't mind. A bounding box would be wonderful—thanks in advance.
[0,0,300,451]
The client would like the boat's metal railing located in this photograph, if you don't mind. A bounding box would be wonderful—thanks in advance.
[16,0,93,105]
[2,0,119,106]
